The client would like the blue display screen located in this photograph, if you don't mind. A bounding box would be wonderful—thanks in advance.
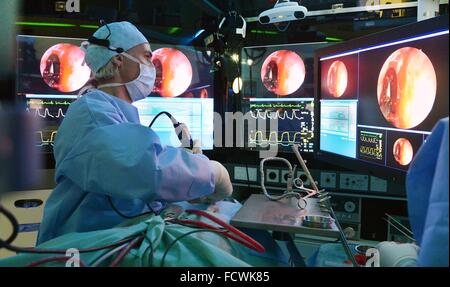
[320,100,357,158]
[134,97,214,150]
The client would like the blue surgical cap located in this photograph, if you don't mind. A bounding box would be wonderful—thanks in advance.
[84,21,148,73]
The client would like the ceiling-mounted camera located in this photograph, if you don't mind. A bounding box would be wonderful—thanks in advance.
[258,0,308,24]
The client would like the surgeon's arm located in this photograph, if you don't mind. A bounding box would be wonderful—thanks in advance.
[57,123,218,203]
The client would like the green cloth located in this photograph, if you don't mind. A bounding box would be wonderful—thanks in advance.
[0,214,288,267]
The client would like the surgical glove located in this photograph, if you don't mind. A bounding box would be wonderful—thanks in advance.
[183,139,202,155]
[208,160,233,201]
[189,160,233,204]
[176,122,193,149]
[191,140,202,155]
[376,241,419,267]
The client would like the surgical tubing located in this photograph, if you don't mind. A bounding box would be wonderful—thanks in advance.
[5,236,136,255]
[183,209,265,253]
[109,236,144,267]
[291,144,359,267]
[27,256,87,267]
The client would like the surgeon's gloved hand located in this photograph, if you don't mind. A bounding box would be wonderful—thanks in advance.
[376,241,419,267]
[176,123,194,149]
[183,139,202,155]
[189,160,233,204]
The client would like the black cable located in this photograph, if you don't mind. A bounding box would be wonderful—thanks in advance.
[107,196,154,220]
[148,111,173,128]
[148,110,194,151]
[109,236,143,267]
[160,229,229,267]
[5,236,136,255]
[142,232,155,267]
[0,205,19,247]
[1,203,146,269]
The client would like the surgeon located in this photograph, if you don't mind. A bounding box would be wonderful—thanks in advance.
[37,22,233,244]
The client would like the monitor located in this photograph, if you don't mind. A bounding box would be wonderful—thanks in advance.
[17,35,90,154]
[16,35,215,154]
[315,16,449,180]
[241,42,330,153]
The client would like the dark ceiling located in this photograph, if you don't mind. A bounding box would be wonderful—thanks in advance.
[18,0,448,45]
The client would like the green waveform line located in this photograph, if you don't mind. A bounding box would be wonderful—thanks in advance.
[249,131,313,145]
[29,100,72,106]
[250,103,306,109]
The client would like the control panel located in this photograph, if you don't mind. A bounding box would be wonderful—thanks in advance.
[331,195,361,223]
[320,172,337,189]
[339,173,369,191]
[226,164,405,196]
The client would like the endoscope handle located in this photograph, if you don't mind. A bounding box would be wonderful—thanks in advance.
[174,122,194,149]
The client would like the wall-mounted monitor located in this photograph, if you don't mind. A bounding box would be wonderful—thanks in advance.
[315,16,449,181]
[16,35,215,155]
[241,42,330,153]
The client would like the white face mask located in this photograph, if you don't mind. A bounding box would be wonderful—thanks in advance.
[98,52,156,102]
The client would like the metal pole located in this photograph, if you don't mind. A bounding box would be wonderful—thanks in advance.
[292,144,359,267]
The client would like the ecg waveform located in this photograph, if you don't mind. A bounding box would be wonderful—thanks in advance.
[35,131,58,147]
[27,108,66,119]
[246,100,314,151]
[250,109,311,121]
[249,131,314,146]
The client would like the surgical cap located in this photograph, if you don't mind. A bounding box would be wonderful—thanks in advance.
[84,21,148,73]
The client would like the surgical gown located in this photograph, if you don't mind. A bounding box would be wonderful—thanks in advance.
[37,90,216,244]
[406,117,449,267]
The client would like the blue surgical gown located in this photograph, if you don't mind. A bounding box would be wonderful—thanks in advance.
[37,90,215,244]
[406,117,449,267]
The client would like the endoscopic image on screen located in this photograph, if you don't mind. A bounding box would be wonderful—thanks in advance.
[386,130,424,171]
[242,43,329,99]
[357,33,449,132]
[320,54,358,99]
[149,45,214,99]
[17,35,91,96]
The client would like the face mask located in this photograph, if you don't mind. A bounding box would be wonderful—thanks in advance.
[98,52,156,102]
